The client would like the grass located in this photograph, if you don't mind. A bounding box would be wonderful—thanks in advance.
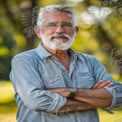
[0,102,17,122]
[99,107,122,122]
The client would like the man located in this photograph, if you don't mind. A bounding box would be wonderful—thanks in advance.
[10,4,122,122]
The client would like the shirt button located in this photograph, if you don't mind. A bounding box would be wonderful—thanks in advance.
[89,78,93,80]
[57,76,61,80]
[72,63,75,66]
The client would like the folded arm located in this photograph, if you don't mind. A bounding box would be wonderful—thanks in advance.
[48,80,113,113]
[57,99,96,114]
[74,87,112,108]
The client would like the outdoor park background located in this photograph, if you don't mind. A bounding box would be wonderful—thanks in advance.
[0,0,122,122]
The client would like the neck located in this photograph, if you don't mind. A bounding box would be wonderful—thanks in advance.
[42,44,69,59]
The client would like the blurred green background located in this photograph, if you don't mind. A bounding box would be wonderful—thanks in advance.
[0,0,122,122]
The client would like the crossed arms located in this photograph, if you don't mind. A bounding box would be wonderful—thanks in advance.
[48,80,113,113]
[11,57,122,114]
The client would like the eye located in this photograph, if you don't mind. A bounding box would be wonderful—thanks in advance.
[62,22,73,27]
[47,23,57,27]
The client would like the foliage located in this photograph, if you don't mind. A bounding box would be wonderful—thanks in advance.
[0,81,15,103]
[0,0,122,80]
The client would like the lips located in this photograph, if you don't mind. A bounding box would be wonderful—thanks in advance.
[52,36,68,39]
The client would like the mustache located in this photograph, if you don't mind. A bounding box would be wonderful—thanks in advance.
[47,33,70,40]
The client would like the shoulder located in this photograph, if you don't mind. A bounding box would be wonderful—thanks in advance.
[11,49,42,65]
[13,49,35,60]
[77,52,97,62]
[76,52,102,70]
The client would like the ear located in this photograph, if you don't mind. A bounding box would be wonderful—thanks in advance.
[34,26,41,38]
[75,26,79,33]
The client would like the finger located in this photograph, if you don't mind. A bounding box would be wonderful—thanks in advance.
[96,81,113,89]
[103,82,114,88]
[92,80,103,89]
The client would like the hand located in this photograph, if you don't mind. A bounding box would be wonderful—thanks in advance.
[92,80,114,89]
[48,88,70,97]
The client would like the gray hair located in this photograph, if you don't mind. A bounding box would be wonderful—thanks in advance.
[37,4,76,26]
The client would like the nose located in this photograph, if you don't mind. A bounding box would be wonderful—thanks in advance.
[55,25,64,33]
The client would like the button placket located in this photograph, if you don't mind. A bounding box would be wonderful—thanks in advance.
[69,57,76,78]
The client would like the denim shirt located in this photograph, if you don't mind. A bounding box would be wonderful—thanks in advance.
[10,44,122,122]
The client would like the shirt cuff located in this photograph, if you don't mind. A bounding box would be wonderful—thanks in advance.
[103,87,116,114]
[104,87,116,108]
[46,92,67,113]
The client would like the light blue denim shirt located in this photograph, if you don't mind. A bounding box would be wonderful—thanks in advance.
[10,44,122,122]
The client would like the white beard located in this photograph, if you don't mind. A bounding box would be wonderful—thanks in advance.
[40,32,76,50]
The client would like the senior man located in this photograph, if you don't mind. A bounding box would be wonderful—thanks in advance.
[10,4,122,122]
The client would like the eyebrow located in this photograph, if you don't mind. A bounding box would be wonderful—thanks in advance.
[62,22,73,25]
[47,21,73,25]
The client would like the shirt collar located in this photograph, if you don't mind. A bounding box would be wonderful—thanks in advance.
[36,43,52,59]
[68,48,85,63]
[36,43,78,60]
[68,48,77,58]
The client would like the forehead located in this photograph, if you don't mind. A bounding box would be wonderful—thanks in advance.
[43,12,73,23]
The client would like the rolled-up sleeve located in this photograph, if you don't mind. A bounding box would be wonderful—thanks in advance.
[90,56,122,109]
[105,84,122,108]
[10,56,67,113]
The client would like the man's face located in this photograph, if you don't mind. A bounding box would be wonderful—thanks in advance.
[39,12,78,50]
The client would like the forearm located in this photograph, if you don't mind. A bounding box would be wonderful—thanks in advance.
[58,99,96,114]
[74,88,112,108]
[48,81,113,109]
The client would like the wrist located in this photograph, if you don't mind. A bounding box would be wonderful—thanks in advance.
[68,88,77,99]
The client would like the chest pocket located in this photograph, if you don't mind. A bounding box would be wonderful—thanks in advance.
[75,72,95,88]
[42,75,65,89]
